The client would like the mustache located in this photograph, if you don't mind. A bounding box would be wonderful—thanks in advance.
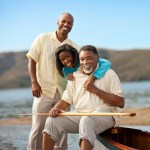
[83,64,92,70]
[82,64,94,74]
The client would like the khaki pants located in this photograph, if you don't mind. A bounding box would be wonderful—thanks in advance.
[43,108,115,149]
[27,91,68,150]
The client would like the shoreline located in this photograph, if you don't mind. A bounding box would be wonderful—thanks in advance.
[120,107,150,125]
[0,107,150,126]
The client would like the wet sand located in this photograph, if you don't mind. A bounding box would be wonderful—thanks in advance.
[120,107,150,125]
[0,107,150,150]
[0,107,150,125]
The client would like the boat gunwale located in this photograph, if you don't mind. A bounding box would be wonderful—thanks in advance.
[97,127,150,150]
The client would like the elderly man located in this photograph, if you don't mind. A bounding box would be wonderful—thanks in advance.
[42,45,124,150]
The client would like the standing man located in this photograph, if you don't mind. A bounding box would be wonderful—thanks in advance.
[42,45,124,150]
[26,12,80,150]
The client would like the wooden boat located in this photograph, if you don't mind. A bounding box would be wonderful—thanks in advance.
[97,127,150,150]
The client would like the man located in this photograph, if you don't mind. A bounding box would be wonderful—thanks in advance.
[42,45,125,150]
[26,12,80,150]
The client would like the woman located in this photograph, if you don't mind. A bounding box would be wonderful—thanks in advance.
[55,43,111,80]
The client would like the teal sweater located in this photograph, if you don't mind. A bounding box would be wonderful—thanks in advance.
[63,58,111,79]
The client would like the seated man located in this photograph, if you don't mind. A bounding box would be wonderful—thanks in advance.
[42,45,124,150]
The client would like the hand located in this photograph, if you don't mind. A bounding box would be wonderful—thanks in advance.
[67,73,75,81]
[49,108,64,117]
[84,78,97,93]
[31,82,42,98]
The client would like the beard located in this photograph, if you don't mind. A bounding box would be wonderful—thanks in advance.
[83,64,94,74]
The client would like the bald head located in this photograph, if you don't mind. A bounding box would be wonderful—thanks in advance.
[56,12,74,40]
[59,12,74,23]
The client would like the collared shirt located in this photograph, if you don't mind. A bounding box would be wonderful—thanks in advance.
[26,31,80,99]
[62,67,124,126]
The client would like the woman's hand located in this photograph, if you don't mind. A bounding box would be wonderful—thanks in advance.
[67,73,75,81]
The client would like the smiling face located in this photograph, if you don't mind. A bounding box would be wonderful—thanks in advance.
[59,51,74,68]
[79,50,98,75]
[57,13,74,36]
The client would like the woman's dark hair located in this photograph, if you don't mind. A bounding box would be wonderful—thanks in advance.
[55,44,79,77]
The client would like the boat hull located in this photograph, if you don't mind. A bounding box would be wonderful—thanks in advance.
[97,127,150,150]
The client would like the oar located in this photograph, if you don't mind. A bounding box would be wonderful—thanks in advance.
[19,112,136,117]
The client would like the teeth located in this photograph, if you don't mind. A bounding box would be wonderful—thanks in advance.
[63,28,68,31]
[84,64,91,70]
[83,64,93,74]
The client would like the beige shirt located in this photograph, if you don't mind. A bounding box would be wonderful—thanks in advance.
[26,31,80,99]
[62,67,124,126]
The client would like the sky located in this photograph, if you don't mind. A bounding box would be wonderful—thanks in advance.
[0,0,150,52]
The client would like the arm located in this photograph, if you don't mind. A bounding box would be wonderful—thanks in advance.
[63,67,78,81]
[49,100,70,117]
[63,66,78,78]
[28,58,42,98]
[50,80,73,117]
[93,58,111,79]
[84,70,125,108]
[84,80,124,108]
[94,87,124,108]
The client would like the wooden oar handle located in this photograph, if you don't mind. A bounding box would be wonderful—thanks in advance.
[19,112,136,117]
[129,113,136,117]
[59,112,136,117]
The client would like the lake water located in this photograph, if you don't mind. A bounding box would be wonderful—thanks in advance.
[0,81,150,150]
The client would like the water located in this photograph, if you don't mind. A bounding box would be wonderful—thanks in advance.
[0,88,33,119]
[0,81,150,119]
[0,125,79,150]
[122,81,150,108]
[0,81,150,149]
[0,125,30,150]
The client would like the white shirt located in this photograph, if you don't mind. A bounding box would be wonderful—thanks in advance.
[26,31,80,99]
[62,67,124,126]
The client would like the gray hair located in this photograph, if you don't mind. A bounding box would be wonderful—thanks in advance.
[79,45,99,56]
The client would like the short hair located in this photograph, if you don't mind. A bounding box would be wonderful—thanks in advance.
[55,44,79,77]
[79,45,99,56]
[59,12,74,22]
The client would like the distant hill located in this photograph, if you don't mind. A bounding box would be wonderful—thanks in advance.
[97,48,150,81]
[0,51,30,89]
[0,48,150,89]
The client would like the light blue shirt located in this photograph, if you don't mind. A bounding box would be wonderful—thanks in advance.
[63,58,111,79]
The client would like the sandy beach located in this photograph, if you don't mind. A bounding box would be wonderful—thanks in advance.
[0,107,150,150]
[120,107,150,125]
[0,107,150,126]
